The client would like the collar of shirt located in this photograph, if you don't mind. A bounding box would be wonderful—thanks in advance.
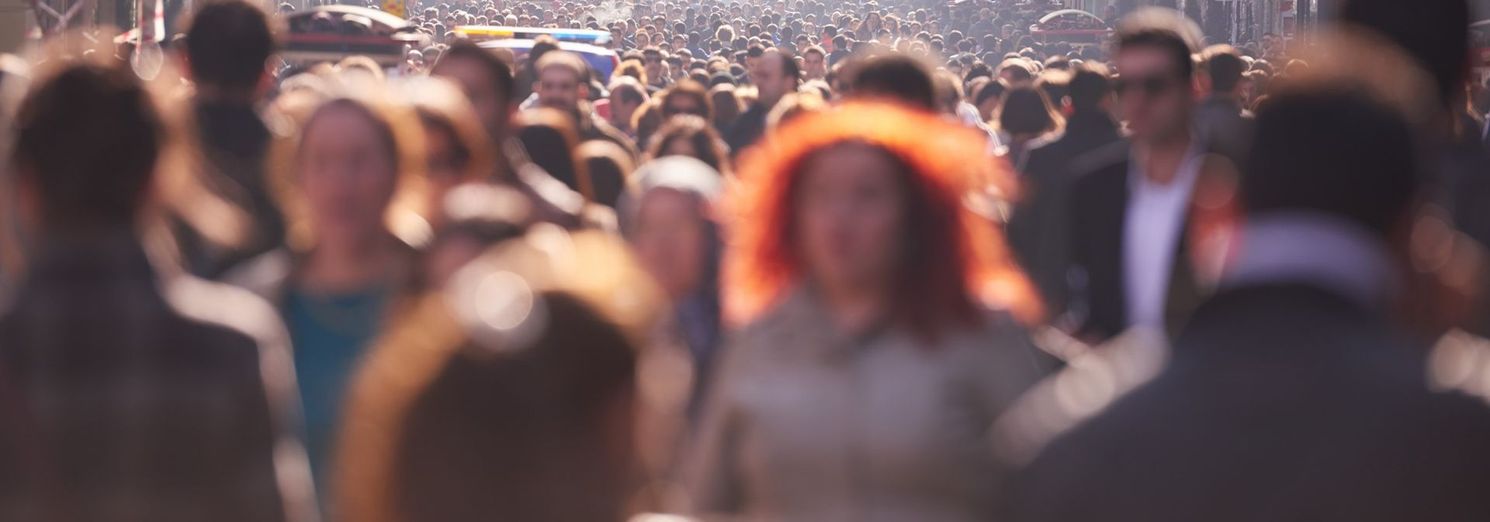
[1220,211,1398,310]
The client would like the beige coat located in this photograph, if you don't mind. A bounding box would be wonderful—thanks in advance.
[684,289,1048,522]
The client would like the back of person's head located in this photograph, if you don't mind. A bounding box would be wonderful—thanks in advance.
[709,83,742,131]
[1337,0,1469,106]
[998,85,1061,136]
[338,230,661,522]
[435,40,516,106]
[577,140,635,208]
[1035,68,1072,109]
[1067,63,1112,113]
[1244,86,1416,235]
[1203,44,1245,94]
[186,0,275,95]
[515,108,584,193]
[12,58,160,229]
[850,53,936,111]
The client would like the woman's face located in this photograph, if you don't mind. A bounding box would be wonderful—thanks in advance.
[794,142,905,297]
[631,188,707,300]
[298,104,399,247]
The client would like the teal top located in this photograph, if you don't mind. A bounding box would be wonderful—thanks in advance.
[283,283,392,500]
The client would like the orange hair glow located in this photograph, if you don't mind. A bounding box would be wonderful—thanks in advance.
[725,101,1043,336]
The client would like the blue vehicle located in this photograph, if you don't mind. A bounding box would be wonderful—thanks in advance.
[478,39,621,80]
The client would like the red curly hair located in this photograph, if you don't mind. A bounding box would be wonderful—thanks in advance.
[725,102,1043,337]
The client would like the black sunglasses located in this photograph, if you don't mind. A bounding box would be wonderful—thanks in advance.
[1114,75,1181,97]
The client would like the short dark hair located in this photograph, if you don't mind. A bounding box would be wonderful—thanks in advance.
[436,40,516,106]
[1244,87,1417,234]
[851,53,936,111]
[186,1,275,91]
[13,61,162,227]
[1116,28,1193,81]
[1204,45,1246,93]
[999,85,1060,135]
[1068,65,1112,112]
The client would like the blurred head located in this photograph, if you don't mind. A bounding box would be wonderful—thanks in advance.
[1068,63,1113,115]
[851,53,937,112]
[12,59,161,232]
[646,115,731,175]
[642,46,665,81]
[185,0,276,100]
[607,76,649,132]
[338,231,658,522]
[766,91,828,130]
[290,96,424,251]
[625,156,725,301]
[406,79,499,224]
[728,103,1039,335]
[998,85,1063,139]
[1202,44,1246,97]
[515,108,584,195]
[752,48,799,108]
[803,45,827,80]
[534,52,590,115]
[432,41,516,142]
[577,140,635,208]
[709,84,743,132]
[1113,28,1195,144]
[659,80,713,120]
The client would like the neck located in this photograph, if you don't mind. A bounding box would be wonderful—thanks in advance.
[301,233,399,292]
[816,279,889,336]
[1139,131,1192,185]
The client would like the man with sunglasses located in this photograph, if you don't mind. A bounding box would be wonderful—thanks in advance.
[1064,19,1206,343]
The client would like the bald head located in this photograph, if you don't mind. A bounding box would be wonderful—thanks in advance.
[753,48,800,108]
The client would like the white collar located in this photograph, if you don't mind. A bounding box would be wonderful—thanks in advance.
[1127,138,1205,194]
[1221,212,1399,309]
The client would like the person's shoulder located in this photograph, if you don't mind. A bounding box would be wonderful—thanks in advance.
[161,272,289,363]
[220,247,294,303]
[1068,139,1129,177]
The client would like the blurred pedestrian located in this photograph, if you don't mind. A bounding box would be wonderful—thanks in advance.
[686,103,1048,521]
[0,54,312,522]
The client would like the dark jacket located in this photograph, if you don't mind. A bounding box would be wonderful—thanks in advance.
[1007,111,1122,319]
[188,100,285,277]
[1064,142,1206,342]
[1009,284,1490,522]
[0,232,312,522]
[1192,95,1254,168]
[725,103,770,158]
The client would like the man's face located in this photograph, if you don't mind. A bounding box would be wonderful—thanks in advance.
[535,65,584,112]
[804,50,826,79]
[609,90,640,129]
[432,56,508,142]
[1115,46,1193,144]
[644,52,664,78]
[754,53,792,106]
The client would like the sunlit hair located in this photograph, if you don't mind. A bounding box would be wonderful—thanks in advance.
[398,76,504,182]
[269,73,430,250]
[645,114,731,177]
[726,102,1042,335]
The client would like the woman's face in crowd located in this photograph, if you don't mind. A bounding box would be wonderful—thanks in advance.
[298,104,399,247]
[632,188,707,300]
[794,142,905,296]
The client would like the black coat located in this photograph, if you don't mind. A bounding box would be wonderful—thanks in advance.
[1007,111,1122,319]
[1009,284,1490,522]
[1063,142,1205,342]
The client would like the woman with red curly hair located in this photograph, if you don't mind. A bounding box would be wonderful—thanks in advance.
[683,102,1050,521]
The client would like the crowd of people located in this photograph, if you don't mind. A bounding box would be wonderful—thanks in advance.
[2,0,1490,520]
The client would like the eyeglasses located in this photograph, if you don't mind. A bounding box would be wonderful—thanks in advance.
[1114,75,1181,97]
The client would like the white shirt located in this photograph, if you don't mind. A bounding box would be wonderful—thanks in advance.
[1221,212,1397,309]
[1122,144,1203,329]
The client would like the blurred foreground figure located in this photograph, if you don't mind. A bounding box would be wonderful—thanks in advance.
[1007,65,1490,522]
[0,56,311,521]
[685,103,1048,521]
[337,229,662,522]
